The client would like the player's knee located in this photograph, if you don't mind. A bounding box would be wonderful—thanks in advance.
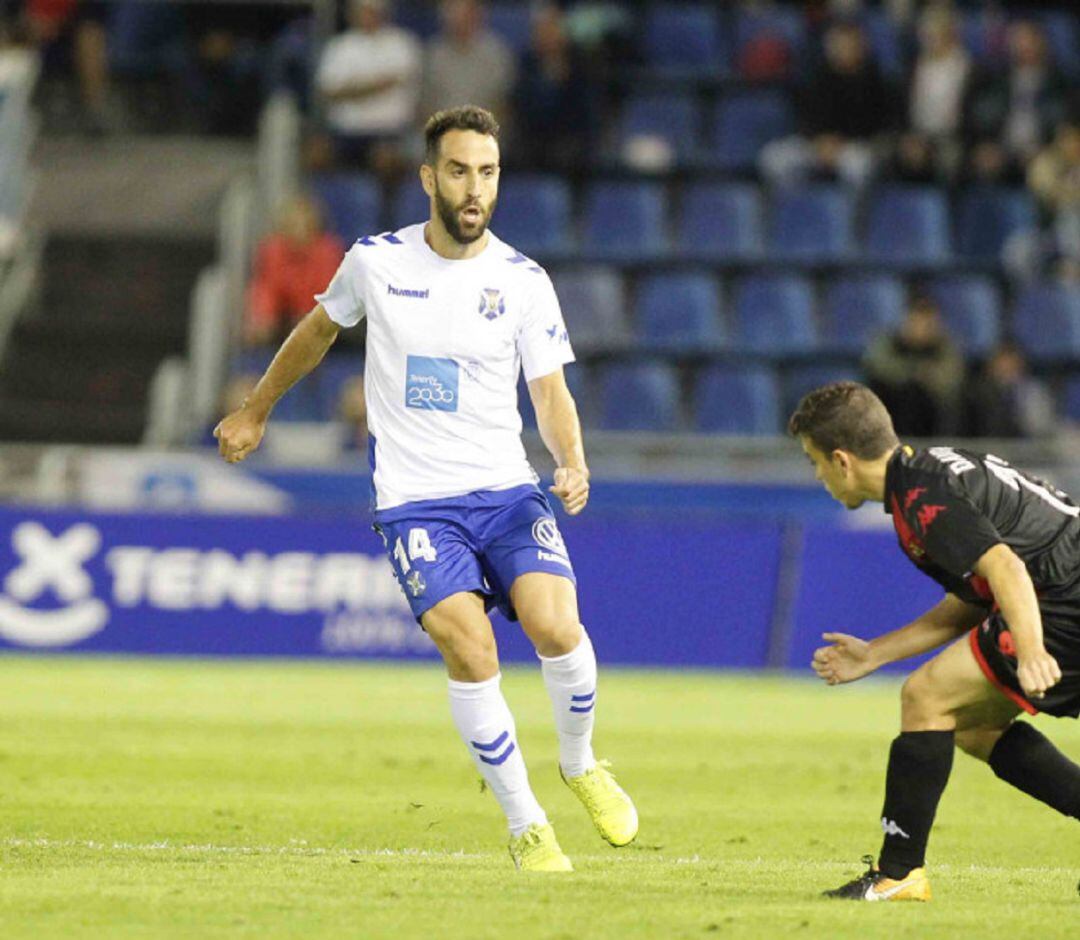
[900,668,940,724]
[525,616,581,658]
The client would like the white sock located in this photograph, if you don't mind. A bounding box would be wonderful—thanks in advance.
[539,627,597,778]
[447,673,547,836]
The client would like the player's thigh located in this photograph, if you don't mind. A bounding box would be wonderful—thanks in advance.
[421,591,498,681]
[510,572,582,655]
[901,634,1010,729]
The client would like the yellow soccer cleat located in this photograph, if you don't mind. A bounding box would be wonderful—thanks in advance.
[561,760,639,847]
[508,823,574,872]
[824,856,931,902]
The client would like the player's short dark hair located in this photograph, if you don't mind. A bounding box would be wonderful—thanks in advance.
[787,381,899,459]
[423,106,500,164]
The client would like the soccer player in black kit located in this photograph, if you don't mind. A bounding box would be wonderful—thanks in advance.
[789,382,1079,902]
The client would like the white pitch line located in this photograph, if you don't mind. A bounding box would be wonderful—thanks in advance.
[0,840,1074,876]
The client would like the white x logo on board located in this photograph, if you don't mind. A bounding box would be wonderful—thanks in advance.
[4,522,100,604]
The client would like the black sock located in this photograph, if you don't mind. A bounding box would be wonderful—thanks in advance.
[877,730,954,879]
[988,721,1080,820]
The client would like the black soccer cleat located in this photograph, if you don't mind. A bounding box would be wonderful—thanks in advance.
[823,855,931,902]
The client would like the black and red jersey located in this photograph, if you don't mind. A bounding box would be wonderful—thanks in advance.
[884,444,1080,618]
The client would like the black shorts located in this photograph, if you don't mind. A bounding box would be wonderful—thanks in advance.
[970,613,1080,719]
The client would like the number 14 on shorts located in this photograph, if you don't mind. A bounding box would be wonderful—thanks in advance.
[392,527,438,574]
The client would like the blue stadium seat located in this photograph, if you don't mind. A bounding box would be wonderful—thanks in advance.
[518,364,588,430]
[634,273,725,353]
[864,185,951,266]
[822,276,906,353]
[580,181,666,260]
[392,183,430,231]
[486,3,534,53]
[618,93,701,164]
[731,274,817,355]
[783,364,861,418]
[768,185,854,262]
[492,175,572,255]
[859,9,905,77]
[959,10,1008,68]
[956,187,1037,261]
[925,276,1002,356]
[677,182,764,261]
[1012,284,1080,363]
[1040,12,1079,78]
[711,90,794,172]
[642,5,727,77]
[597,362,681,431]
[551,267,630,352]
[732,7,806,73]
[693,365,780,435]
[1062,376,1080,423]
[310,174,382,243]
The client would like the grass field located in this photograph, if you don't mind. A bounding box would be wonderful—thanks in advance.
[0,656,1076,939]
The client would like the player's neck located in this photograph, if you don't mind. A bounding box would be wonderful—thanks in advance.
[424,220,489,261]
[855,453,892,503]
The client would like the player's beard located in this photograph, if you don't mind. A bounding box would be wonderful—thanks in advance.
[434,185,496,245]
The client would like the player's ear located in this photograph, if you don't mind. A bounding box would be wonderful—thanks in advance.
[420,163,435,198]
[832,449,853,475]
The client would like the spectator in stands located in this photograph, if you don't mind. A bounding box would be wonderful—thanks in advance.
[963,19,1071,184]
[963,340,1055,439]
[760,19,894,190]
[314,0,421,171]
[1029,120,1080,272]
[512,3,595,171]
[22,0,112,133]
[338,373,368,449]
[863,295,963,437]
[244,194,344,347]
[893,5,971,183]
[421,1,515,123]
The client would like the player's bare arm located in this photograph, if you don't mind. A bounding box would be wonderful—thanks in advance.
[528,368,589,516]
[972,543,1062,698]
[812,594,986,685]
[215,305,340,463]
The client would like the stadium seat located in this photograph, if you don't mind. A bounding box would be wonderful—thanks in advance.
[783,364,861,418]
[492,175,572,255]
[677,182,764,262]
[693,364,780,435]
[768,185,854,263]
[730,274,817,355]
[641,5,727,77]
[551,267,630,352]
[711,89,794,172]
[634,272,726,353]
[925,276,1002,356]
[959,9,1008,68]
[732,7,806,76]
[392,183,430,231]
[580,181,667,261]
[486,3,534,53]
[821,276,906,353]
[1062,376,1080,423]
[859,9,905,77]
[618,93,701,164]
[956,187,1037,261]
[864,185,951,267]
[1012,283,1080,363]
[596,362,681,432]
[1041,11,1080,78]
[310,174,382,243]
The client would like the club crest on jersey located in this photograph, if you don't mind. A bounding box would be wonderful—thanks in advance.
[478,288,506,321]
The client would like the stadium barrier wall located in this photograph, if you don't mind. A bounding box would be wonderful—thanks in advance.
[0,502,946,671]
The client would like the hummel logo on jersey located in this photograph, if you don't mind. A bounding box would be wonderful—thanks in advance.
[387,284,429,299]
[545,324,568,343]
[881,817,910,838]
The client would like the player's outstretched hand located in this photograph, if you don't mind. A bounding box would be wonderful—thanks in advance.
[811,632,877,685]
[550,467,589,516]
[1017,648,1062,700]
[214,406,267,464]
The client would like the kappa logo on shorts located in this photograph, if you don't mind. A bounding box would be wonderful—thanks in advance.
[405,355,459,412]
[532,518,567,556]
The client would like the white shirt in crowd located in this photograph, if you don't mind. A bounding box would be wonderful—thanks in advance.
[910,45,971,138]
[316,26,422,136]
[316,223,575,510]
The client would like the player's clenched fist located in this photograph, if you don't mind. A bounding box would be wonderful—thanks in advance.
[549,467,589,516]
[1017,649,1062,699]
[214,406,267,464]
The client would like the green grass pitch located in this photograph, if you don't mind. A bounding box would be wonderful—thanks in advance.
[0,655,1076,939]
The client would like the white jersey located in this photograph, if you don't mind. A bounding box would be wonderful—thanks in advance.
[315,223,574,511]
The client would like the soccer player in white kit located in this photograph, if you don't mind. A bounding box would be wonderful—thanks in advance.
[215,106,637,871]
